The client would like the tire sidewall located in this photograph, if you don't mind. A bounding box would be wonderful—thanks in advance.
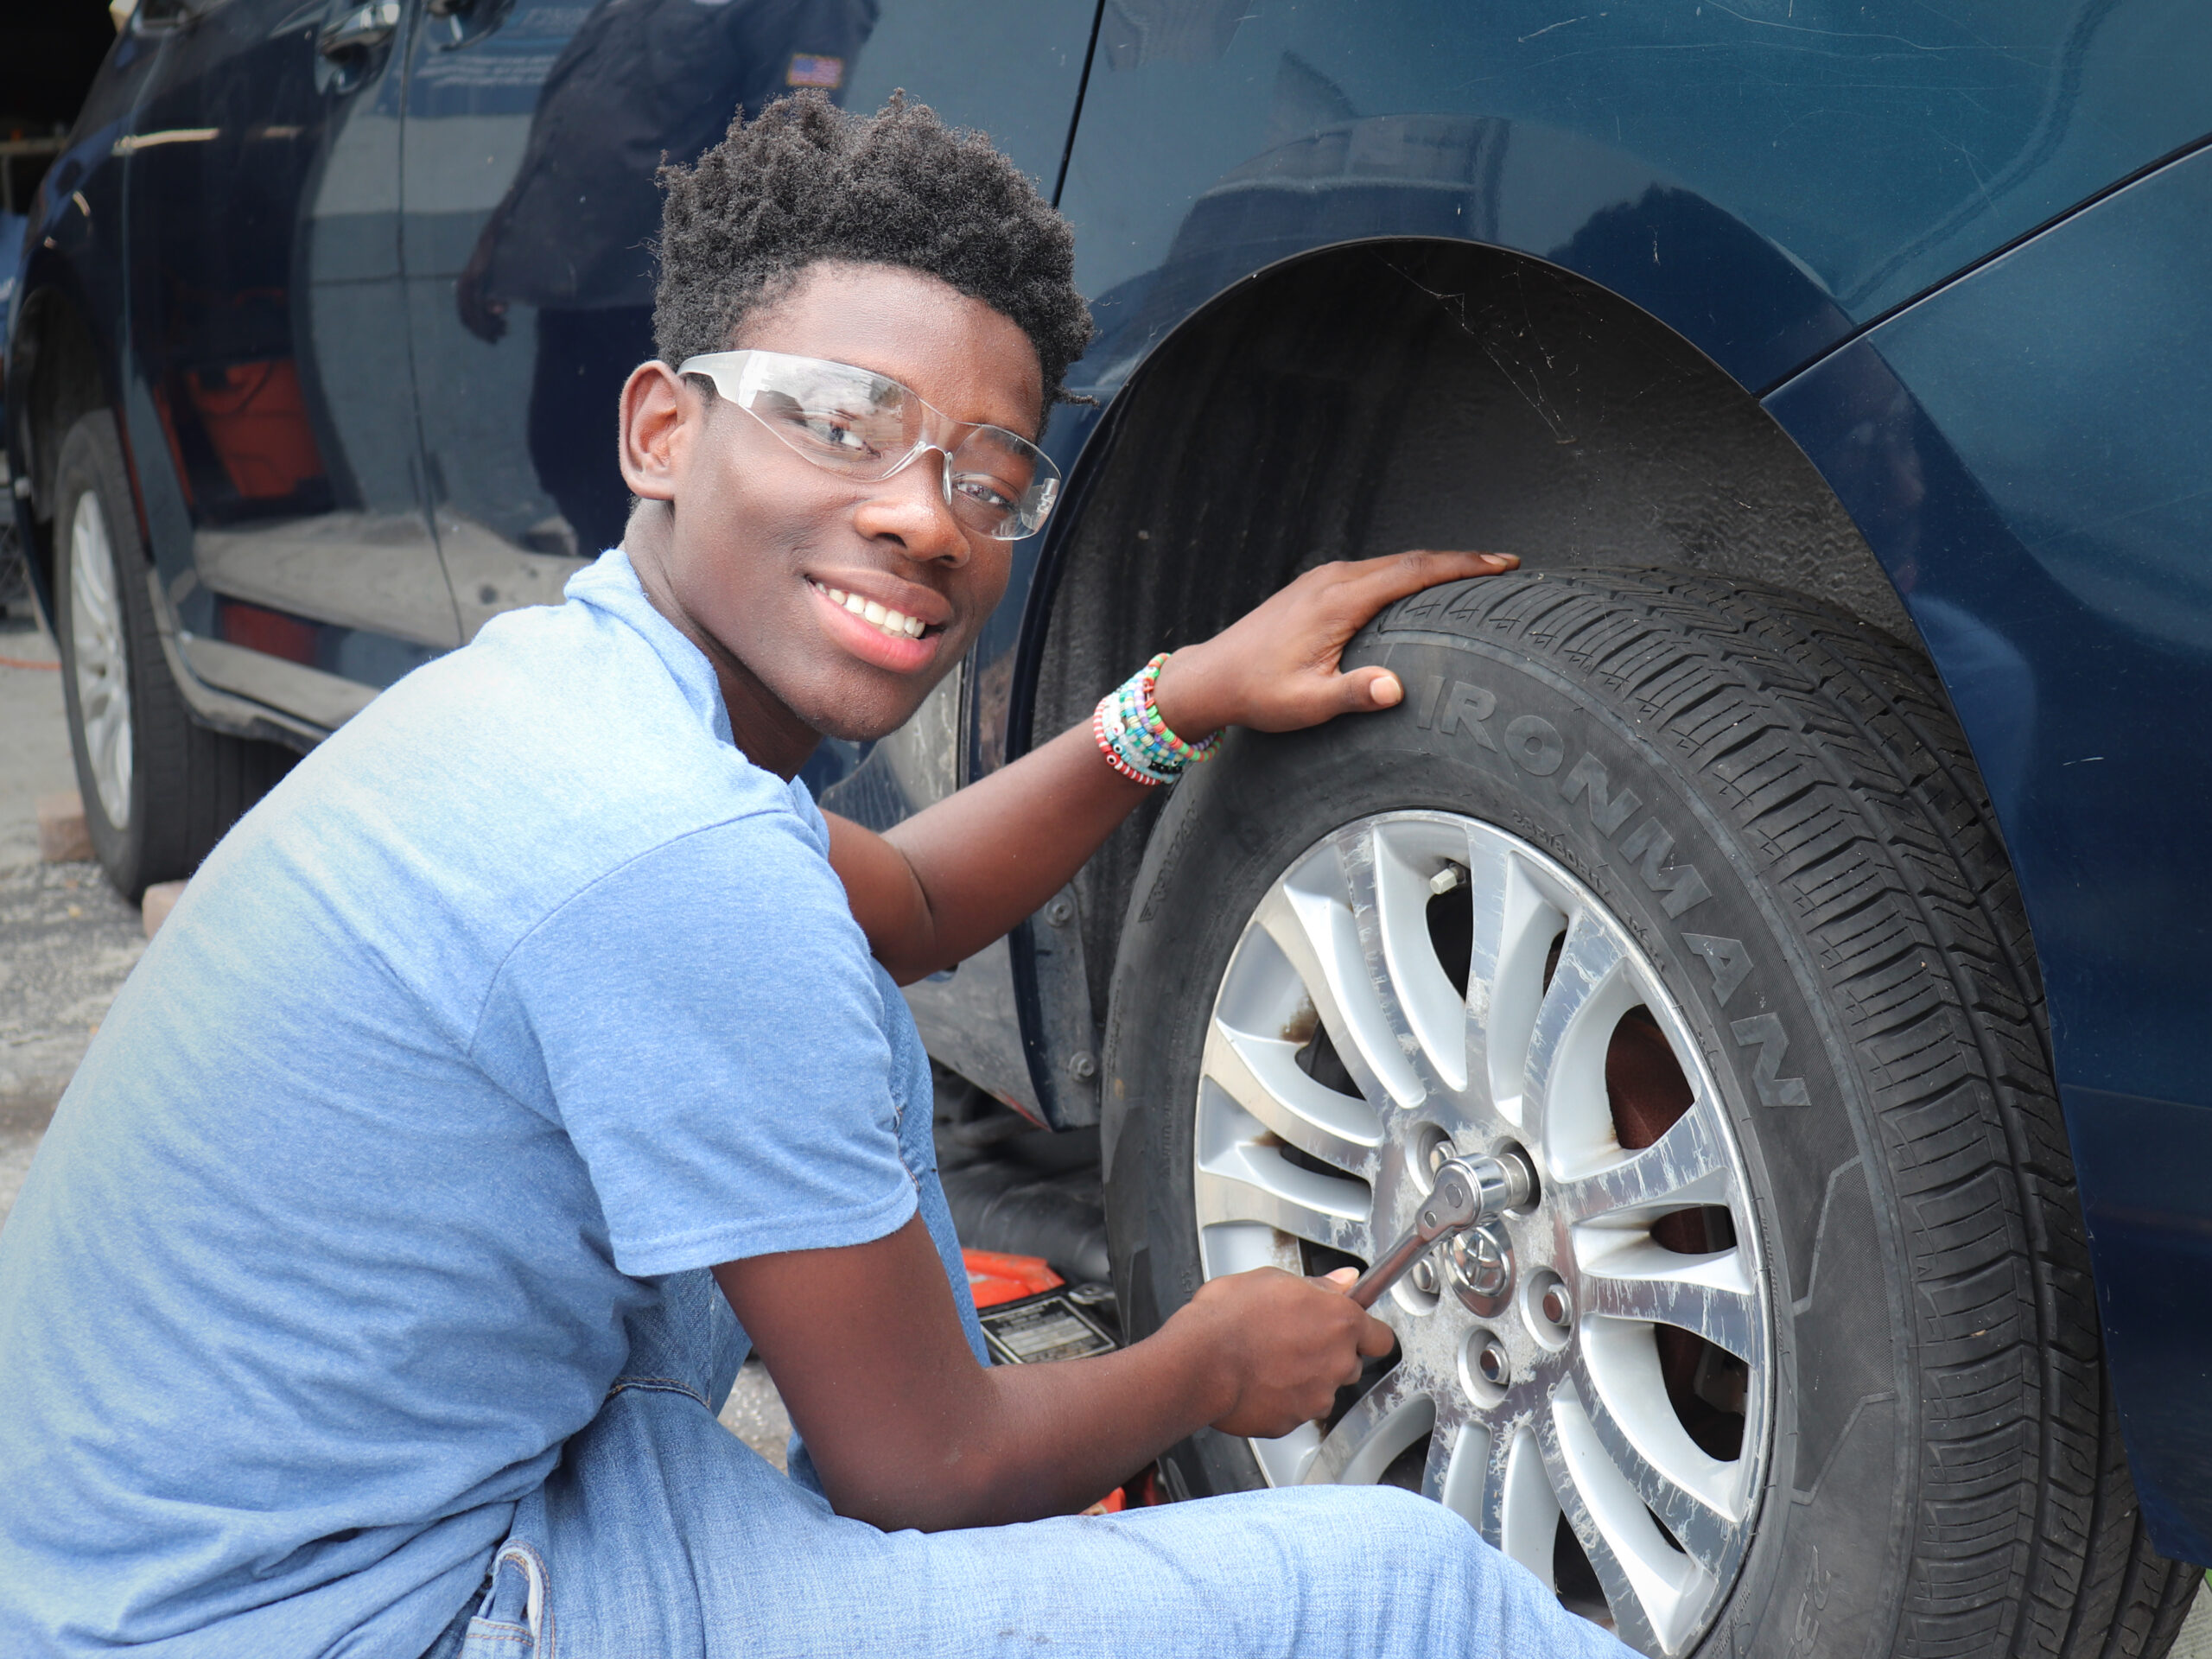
[1103,613,1917,1656]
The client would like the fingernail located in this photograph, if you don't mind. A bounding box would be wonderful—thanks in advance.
[1371,671,1403,707]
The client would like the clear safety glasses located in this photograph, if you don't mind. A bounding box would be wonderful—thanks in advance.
[677,349,1062,541]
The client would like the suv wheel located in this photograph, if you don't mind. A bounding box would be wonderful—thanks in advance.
[53,412,293,899]
[1103,569,2201,1657]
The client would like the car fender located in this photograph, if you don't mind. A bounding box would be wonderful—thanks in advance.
[1766,138,2212,1564]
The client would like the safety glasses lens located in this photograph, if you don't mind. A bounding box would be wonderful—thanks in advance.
[681,351,1061,539]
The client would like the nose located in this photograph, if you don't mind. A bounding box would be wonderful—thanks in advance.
[852,446,970,567]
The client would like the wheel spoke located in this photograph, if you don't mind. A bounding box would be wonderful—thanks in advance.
[1490,1422,1561,1585]
[1193,1105,1372,1258]
[1575,1236,1761,1365]
[1423,1408,1487,1523]
[1545,1380,1717,1656]
[1200,1021,1384,1179]
[1300,1363,1433,1486]
[1522,909,1630,1168]
[1256,855,1426,1111]
[1467,841,1567,1128]
[1551,1095,1735,1223]
[1569,1347,1739,1570]
[1364,819,1471,1094]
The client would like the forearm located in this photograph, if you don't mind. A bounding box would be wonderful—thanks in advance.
[719,1219,1236,1531]
[859,1321,1234,1531]
[861,720,1152,980]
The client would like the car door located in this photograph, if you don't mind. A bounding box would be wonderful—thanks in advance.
[125,0,456,732]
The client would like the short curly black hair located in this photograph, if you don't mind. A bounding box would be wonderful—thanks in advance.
[656,93,1094,409]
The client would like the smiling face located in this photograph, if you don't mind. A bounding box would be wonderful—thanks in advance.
[620,262,1045,772]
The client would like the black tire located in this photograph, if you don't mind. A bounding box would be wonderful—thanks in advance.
[53,411,294,899]
[1103,569,2199,1658]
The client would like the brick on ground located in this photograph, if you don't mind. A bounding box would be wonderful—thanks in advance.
[36,792,91,864]
[141,880,188,939]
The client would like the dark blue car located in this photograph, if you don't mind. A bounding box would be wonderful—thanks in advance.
[8,3,2209,1653]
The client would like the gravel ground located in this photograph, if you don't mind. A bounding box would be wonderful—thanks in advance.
[716,1361,793,1469]
[0,618,143,1230]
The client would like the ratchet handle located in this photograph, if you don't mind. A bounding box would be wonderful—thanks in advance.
[1346,1152,1532,1309]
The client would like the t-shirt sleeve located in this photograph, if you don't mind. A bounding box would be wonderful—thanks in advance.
[468,811,917,1278]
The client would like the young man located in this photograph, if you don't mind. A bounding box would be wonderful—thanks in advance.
[0,99,1628,1657]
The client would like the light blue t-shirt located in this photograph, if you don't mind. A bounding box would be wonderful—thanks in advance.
[0,551,924,1656]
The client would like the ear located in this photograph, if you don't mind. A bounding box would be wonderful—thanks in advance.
[618,361,696,503]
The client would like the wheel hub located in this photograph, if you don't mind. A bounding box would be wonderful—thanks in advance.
[1446,1223,1513,1316]
[1192,810,1771,1656]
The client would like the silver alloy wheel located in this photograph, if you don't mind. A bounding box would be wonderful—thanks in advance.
[67,487,134,830]
[1194,811,1771,1656]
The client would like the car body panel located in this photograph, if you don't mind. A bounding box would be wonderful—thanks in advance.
[1764,143,2212,1560]
[1057,0,2212,395]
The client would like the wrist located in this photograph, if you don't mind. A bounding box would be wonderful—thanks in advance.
[1155,1289,1245,1426]
[1150,647,1230,742]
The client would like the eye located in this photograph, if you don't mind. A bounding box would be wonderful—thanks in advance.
[951,473,1020,514]
[795,408,881,456]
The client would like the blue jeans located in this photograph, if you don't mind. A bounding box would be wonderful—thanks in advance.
[423,1019,1626,1658]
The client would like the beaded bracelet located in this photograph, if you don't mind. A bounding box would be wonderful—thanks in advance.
[1092,652,1222,786]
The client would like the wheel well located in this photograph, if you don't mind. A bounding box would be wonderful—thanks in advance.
[11,288,111,600]
[1027,237,1926,1020]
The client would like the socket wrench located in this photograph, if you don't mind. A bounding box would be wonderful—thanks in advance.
[1346,1149,1535,1309]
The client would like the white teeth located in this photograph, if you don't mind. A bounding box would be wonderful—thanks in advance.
[814,580,928,643]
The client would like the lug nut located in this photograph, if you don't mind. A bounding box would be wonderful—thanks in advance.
[1541,1285,1573,1330]
[1477,1334,1510,1387]
[1410,1257,1438,1295]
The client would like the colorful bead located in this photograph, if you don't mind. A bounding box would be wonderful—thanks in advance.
[1093,653,1221,786]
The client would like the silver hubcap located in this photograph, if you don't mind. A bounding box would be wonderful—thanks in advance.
[1194,811,1770,1656]
[68,489,133,830]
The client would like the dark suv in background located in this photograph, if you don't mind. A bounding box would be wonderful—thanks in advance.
[10,3,2211,1655]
